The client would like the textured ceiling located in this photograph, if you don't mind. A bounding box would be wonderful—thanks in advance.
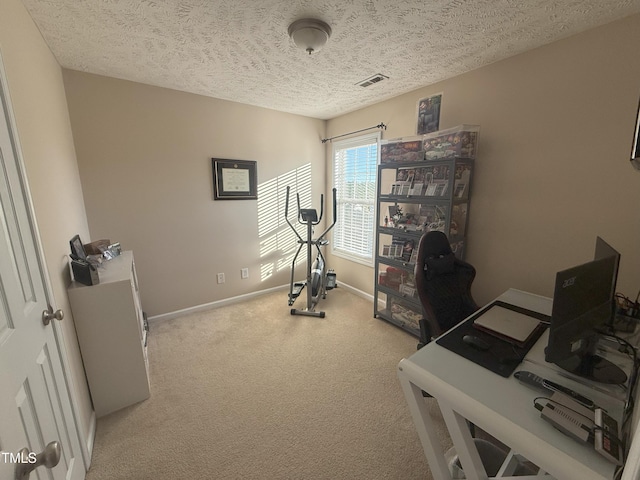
[20,0,640,120]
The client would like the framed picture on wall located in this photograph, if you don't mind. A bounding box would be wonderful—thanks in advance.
[417,93,442,135]
[212,158,258,200]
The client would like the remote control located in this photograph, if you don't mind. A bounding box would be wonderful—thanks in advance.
[594,408,623,465]
[514,371,595,409]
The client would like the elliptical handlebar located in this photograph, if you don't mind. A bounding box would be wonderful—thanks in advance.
[285,186,337,240]
[332,188,336,224]
[317,194,324,225]
[285,185,290,218]
[317,188,337,241]
[296,192,301,220]
[285,186,304,242]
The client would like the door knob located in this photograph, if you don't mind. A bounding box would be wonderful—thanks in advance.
[14,440,61,480]
[42,305,64,326]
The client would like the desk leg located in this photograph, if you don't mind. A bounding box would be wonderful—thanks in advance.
[439,404,488,480]
[398,376,452,479]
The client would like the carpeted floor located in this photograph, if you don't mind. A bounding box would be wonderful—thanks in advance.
[85,287,452,479]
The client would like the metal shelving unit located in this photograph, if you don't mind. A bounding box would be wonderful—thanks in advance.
[373,155,474,336]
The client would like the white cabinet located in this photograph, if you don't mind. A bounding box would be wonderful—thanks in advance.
[68,251,150,417]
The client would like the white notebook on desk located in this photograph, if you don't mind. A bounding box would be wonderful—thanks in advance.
[473,304,542,345]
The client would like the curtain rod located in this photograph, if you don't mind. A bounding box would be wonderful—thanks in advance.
[321,122,387,143]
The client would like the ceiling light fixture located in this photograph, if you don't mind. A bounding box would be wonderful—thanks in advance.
[288,18,332,55]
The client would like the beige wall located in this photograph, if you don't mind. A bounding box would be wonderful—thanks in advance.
[326,14,640,307]
[62,71,327,316]
[0,0,93,451]
[63,14,640,317]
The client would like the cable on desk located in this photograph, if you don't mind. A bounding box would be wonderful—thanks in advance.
[620,353,640,450]
[593,328,640,463]
[597,331,640,414]
[614,291,640,317]
[597,330,638,360]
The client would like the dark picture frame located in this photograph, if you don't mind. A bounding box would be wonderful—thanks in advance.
[69,234,87,260]
[211,158,257,200]
[417,93,442,135]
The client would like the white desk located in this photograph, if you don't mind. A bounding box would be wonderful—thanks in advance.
[397,289,634,480]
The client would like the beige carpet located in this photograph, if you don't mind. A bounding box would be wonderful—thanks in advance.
[85,287,453,479]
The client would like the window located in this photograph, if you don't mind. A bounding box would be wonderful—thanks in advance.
[332,133,379,265]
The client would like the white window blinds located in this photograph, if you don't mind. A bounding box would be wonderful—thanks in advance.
[332,133,379,265]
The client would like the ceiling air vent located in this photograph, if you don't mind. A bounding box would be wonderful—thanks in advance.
[356,74,389,88]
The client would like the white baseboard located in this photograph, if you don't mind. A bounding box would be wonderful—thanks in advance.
[335,282,374,302]
[148,284,289,322]
[148,282,377,323]
[337,282,386,309]
[86,411,96,465]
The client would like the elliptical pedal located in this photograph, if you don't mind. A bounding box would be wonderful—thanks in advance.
[288,282,306,305]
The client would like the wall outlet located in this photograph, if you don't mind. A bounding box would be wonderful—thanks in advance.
[217,273,225,284]
[241,268,249,279]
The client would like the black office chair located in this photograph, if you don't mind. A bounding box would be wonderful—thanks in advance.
[413,231,480,433]
[414,231,479,348]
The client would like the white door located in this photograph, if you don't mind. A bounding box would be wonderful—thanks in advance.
[0,55,84,480]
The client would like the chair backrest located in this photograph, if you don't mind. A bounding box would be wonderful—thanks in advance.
[414,231,479,340]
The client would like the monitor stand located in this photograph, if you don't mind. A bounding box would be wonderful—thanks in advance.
[555,353,627,385]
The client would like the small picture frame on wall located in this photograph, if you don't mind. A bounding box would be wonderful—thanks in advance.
[212,158,257,200]
[417,93,442,135]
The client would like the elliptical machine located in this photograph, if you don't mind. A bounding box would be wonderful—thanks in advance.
[284,186,337,317]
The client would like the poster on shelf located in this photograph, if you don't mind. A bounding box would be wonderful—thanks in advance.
[417,93,442,135]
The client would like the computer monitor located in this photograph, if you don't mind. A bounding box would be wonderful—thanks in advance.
[631,95,640,170]
[545,238,626,384]
[594,236,621,325]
